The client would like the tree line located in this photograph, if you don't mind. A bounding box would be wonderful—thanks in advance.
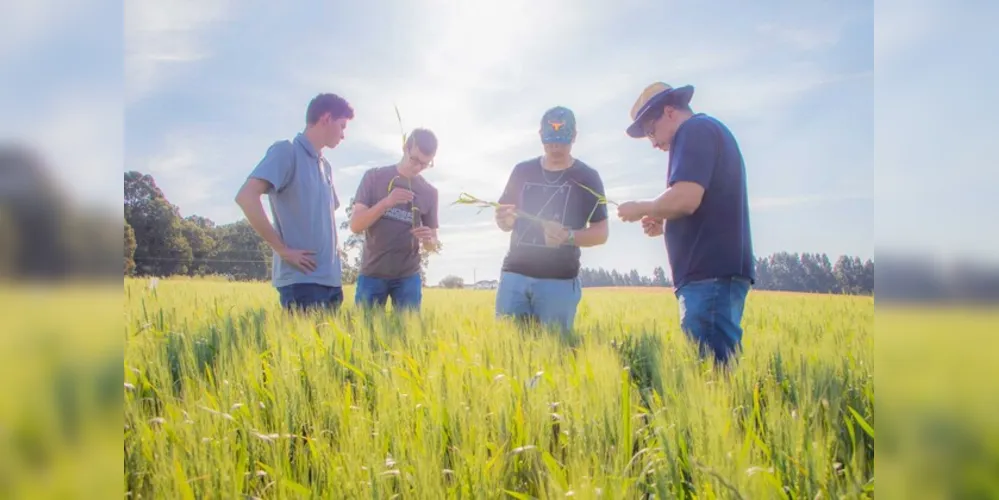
[578,252,873,295]
[124,170,873,295]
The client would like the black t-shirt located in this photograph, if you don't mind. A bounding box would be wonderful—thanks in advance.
[664,113,756,288]
[498,157,608,279]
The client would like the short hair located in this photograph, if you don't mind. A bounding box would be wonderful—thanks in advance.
[405,128,438,156]
[305,93,354,125]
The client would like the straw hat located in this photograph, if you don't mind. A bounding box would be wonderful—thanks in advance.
[625,82,695,138]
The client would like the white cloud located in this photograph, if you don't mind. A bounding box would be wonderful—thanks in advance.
[125,0,231,102]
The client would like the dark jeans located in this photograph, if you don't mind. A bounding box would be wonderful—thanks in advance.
[354,273,422,311]
[277,283,344,312]
[675,276,751,366]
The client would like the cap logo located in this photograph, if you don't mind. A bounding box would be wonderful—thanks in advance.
[549,120,564,131]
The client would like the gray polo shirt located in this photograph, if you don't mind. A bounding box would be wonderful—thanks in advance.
[249,132,342,288]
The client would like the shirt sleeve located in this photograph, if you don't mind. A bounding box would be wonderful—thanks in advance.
[249,140,295,193]
[583,170,609,224]
[498,164,521,206]
[667,117,719,189]
[354,169,376,208]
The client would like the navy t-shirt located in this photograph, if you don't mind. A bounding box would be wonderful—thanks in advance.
[664,113,755,289]
[499,157,608,280]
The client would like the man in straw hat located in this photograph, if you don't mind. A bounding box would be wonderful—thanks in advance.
[493,106,609,333]
[616,82,756,366]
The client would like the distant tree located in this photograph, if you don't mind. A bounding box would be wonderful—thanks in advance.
[652,266,668,287]
[834,255,857,294]
[861,258,874,295]
[124,171,192,276]
[628,269,641,286]
[208,220,270,281]
[338,196,364,284]
[124,221,136,275]
[439,275,464,289]
[181,215,217,276]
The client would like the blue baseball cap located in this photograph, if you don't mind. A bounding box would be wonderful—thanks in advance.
[626,82,695,138]
[540,106,576,144]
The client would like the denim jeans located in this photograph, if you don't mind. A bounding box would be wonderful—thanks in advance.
[675,276,751,365]
[354,273,423,311]
[277,283,344,312]
[495,271,582,332]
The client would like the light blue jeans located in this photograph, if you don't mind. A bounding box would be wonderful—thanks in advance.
[495,271,582,332]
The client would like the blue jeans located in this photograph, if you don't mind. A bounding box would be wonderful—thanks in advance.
[675,276,751,365]
[495,271,582,332]
[277,283,343,312]
[354,273,422,311]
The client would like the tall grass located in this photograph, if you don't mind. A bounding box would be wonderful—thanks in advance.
[124,279,874,498]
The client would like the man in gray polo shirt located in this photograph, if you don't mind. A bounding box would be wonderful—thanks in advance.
[235,93,354,312]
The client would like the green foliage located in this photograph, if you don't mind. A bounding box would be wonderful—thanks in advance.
[124,221,136,275]
[439,275,464,288]
[125,171,193,276]
[124,280,876,499]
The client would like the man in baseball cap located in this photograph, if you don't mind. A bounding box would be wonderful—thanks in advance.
[617,82,756,367]
[492,106,609,334]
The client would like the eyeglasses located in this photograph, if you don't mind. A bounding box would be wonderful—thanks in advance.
[408,151,434,169]
[642,108,665,138]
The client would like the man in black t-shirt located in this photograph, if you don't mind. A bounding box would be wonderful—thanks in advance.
[493,106,609,332]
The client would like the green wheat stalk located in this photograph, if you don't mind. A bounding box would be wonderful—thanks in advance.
[450,192,548,224]
[387,103,408,195]
[451,180,615,225]
[395,104,407,148]
[389,104,435,252]
[572,179,618,206]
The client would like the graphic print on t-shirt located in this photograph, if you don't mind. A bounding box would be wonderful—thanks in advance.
[514,181,572,248]
[383,205,414,225]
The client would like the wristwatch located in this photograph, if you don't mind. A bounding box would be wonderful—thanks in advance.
[567,229,576,246]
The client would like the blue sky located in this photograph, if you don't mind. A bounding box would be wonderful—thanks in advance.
[5,0,992,283]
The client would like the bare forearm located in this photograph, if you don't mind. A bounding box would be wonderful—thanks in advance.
[646,189,695,220]
[349,200,389,233]
[572,225,607,247]
[236,194,287,253]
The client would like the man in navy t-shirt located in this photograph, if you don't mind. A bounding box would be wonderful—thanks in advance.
[616,82,755,366]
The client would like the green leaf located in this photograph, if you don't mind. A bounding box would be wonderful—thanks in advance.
[847,406,874,439]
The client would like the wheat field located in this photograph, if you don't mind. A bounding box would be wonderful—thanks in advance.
[123,278,874,499]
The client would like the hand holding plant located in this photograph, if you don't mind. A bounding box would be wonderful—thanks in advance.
[495,204,517,230]
[384,186,414,206]
[541,220,570,247]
